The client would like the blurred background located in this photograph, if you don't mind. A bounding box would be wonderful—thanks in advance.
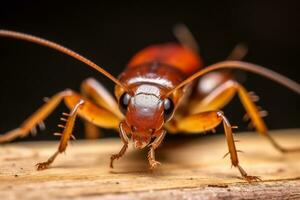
[0,1,299,141]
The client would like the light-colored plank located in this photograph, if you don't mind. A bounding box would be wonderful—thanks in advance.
[0,129,299,200]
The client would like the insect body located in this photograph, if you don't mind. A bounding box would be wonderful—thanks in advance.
[116,43,201,149]
[0,26,299,182]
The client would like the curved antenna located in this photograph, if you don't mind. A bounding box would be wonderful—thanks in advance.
[167,60,300,96]
[0,30,128,91]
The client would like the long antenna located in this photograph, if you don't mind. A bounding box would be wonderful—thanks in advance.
[0,30,128,91]
[167,60,300,96]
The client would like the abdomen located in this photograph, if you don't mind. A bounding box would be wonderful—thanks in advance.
[127,43,202,76]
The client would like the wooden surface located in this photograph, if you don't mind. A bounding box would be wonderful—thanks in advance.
[0,129,300,200]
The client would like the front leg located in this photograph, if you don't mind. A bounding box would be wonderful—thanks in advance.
[147,129,166,169]
[110,122,130,168]
[189,80,300,153]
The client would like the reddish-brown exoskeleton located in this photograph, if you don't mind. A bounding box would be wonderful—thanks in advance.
[0,25,299,182]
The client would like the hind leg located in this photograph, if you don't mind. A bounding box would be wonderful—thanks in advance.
[234,82,300,152]
[173,23,248,61]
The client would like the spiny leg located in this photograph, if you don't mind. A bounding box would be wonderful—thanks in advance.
[35,93,120,170]
[217,112,261,182]
[0,90,72,143]
[235,83,300,153]
[1,87,121,169]
[110,121,130,168]
[36,100,84,170]
[147,129,166,169]
[0,88,120,143]
[188,80,300,153]
[174,110,260,182]
[36,92,121,170]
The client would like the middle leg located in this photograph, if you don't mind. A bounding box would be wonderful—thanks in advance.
[188,80,300,153]
[170,110,260,182]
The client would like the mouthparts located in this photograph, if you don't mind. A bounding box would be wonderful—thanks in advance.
[132,138,150,149]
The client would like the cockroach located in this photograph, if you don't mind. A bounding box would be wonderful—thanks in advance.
[0,25,299,182]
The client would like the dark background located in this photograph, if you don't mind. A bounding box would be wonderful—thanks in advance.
[0,1,299,141]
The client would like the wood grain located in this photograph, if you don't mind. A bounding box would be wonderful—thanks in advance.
[0,129,299,200]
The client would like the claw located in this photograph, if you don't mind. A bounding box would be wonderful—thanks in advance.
[36,162,50,171]
[110,154,120,168]
[237,164,262,182]
[243,175,262,182]
[149,160,161,169]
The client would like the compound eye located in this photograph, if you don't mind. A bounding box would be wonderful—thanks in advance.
[163,98,174,121]
[119,93,131,115]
